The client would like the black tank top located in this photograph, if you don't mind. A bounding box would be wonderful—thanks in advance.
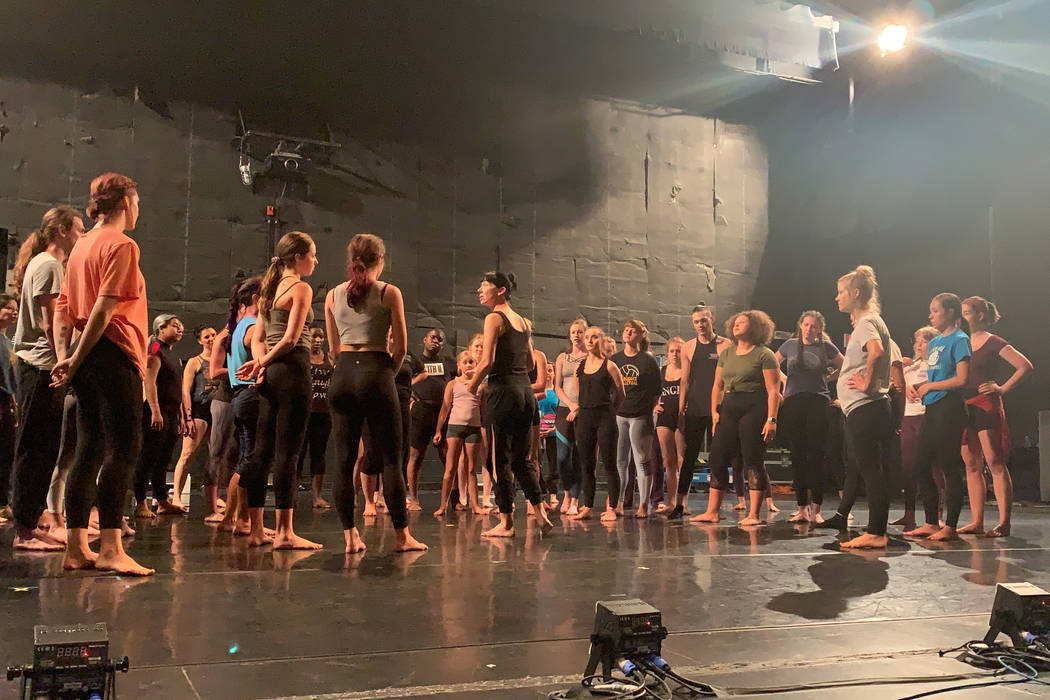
[577,359,613,409]
[659,366,681,424]
[490,311,530,380]
[686,338,719,416]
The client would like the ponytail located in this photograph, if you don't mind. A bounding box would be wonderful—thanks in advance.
[221,275,261,354]
[259,231,313,318]
[13,206,80,296]
[345,233,385,307]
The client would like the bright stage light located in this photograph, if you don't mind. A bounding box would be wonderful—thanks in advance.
[878,24,909,56]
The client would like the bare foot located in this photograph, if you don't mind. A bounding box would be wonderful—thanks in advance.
[766,501,780,513]
[120,518,136,537]
[433,508,446,517]
[654,503,669,514]
[690,511,721,523]
[376,500,388,511]
[928,526,960,542]
[635,507,649,519]
[472,506,489,515]
[733,501,746,511]
[156,500,187,515]
[481,523,515,538]
[133,502,157,519]
[273,533,323,550]
[344,530,367,554]
[406,499,423,512]
[395,533,429,551]
[812,513,825,524]
[362,503,378,517]
[567,502,579,516]
[216,498,226,510]
[14,531,65,552]
[526,502,536,516]
[600,509,618,523]
[313,497,331,509]
[233,521,251,536]
[95,551,154,576]
[985,523,1011,538]
[572,506,592,521]
[247,533,273,547]
[788,512,810,524]
[533,503,554,534]
[840,533,888,549]
[904,524,940,537]
[739,515,763,526]
[63,548,99,570]
[204,512,224,524]
[957,522,985,535]
[456,502,468,511]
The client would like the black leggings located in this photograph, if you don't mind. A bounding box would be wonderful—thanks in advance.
[575,405,618,509]
[676,413,713,496]
[297,412,332,477]
[233,385,260,494]
[780,392,829,506]
[329,352,408,530]
[707,392,769,492]
[486,376,542,514]
[135,403,179,503]
[916,393,967,528]
[0,402,13,508]
[11,363,65,529]
[241,348,311,510]
[66,337,143,529]
[839,398,893,536]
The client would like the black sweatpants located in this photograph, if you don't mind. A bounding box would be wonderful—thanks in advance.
[66,337,143,530]
[243,348,311,510]
[707,392,769,492]
[135,403,179,503]
[297,411,332,478]
[486,376,542,514]
[676,413,713,496]
[329,352,408,530]
[916,393,967,528]
[0,400,14,508]
[576,404,618,509]
[780,392,830,506]
[11,362,66,529]
[840,398,893,536]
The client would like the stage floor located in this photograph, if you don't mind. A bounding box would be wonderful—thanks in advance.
[2,493,1049,699]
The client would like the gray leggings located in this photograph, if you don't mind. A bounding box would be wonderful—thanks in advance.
[47,393,78,514]
[207,399,238,486]
[615,414,654,508]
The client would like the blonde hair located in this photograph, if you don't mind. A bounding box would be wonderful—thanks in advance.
[584,326,606,359]
[567,317,588,352]
[838,265,880,314]
[623,319,650,352]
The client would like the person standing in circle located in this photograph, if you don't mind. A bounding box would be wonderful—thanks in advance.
[611,320,661,518]
[134,314,191,518]
[903,293,972,542]
[235,231,322,550]
[893,326,939,530]
[826,266,895,549]
[654,337,685,514]
[170,325,218,513]
[668,306,731,519]
[404,328,456,511]
[957,297,1031,538]
[552,318,587,514]
[468,271,553,537]
[775,311,842,524]
[9,206,83,552]
[298,326,333,510]
[51,172,154,575]
[325,233,426,554]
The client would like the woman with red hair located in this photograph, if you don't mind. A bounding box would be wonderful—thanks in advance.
[51,173,153,576]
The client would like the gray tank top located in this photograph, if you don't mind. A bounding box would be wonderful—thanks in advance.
[333,281,390,346]
[265,281,313,350]
[559,352,585,404]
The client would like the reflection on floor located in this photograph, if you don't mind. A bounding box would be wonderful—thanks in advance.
[1,492,1048,698]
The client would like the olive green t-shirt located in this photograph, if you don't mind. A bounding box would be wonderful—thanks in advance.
[717,345,778,393]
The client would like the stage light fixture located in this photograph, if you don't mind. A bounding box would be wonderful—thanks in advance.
[877,24,908,56]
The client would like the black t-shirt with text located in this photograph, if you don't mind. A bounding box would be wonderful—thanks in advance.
[611,350,661,418]
[408,352,457,406]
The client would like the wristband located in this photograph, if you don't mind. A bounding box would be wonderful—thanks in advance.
[766,417,777,424]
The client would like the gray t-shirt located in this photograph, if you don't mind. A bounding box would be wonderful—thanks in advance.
[836,312,892,416]
[14,252,63,370]
[778,338,841,399]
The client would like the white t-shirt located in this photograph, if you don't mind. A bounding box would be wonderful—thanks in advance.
[14,252,63,370]
[903,359,928,417]
[836,312,892,416]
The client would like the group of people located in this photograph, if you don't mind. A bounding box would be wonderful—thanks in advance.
[0,171,1032,577]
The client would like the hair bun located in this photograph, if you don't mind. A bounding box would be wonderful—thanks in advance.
[271,256,280,264]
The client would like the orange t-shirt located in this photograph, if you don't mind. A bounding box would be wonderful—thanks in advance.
[56,226,149,377]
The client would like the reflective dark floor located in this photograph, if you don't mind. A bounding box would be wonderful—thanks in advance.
[1,491,1049,698]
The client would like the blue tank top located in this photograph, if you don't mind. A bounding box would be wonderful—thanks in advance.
[228,316,257,388]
